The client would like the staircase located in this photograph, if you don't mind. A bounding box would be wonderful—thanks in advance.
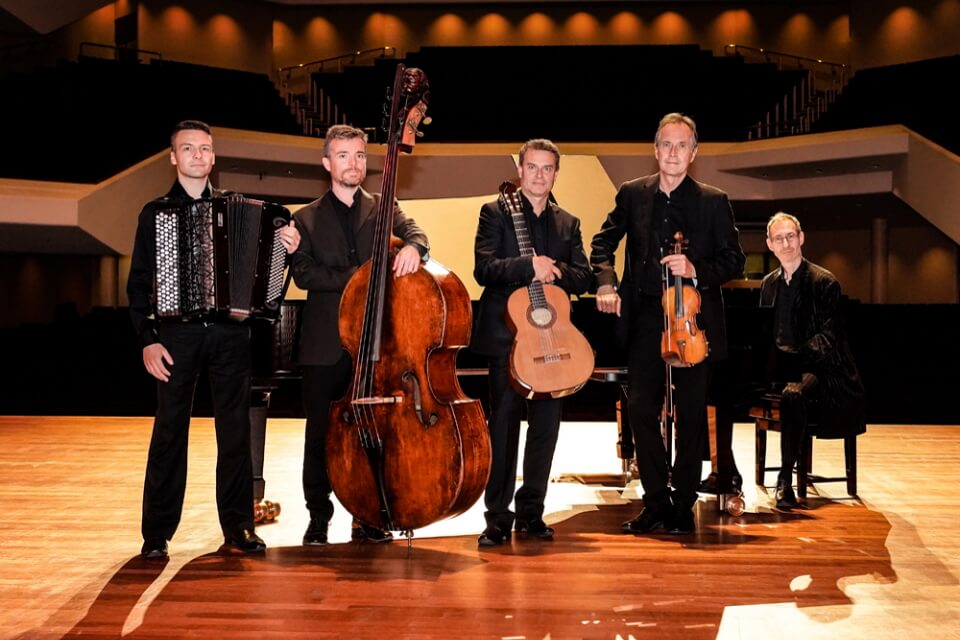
[724,44,849,140]
[276,47,397,138]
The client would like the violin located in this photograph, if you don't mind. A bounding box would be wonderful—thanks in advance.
[661,231,708,367]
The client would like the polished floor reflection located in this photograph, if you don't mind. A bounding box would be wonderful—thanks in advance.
[0,417,957,639]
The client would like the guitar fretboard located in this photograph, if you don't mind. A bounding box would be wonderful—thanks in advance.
[500,188,548,311]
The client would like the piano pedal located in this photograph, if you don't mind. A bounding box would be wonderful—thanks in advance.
[254,499,282,524]
[719,491,745,517]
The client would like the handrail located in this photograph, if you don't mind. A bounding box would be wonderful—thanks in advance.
[277,46,395,76]
[79,41,162,61]
[723,43,845,72]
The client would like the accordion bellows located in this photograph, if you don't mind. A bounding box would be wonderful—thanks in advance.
[154,195,291,322]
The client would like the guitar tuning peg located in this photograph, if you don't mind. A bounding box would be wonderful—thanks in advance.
[416,130,424,138]
[422,116,432,126]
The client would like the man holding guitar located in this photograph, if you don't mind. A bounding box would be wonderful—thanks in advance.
[591,113,745,535]
[472,139,593,547]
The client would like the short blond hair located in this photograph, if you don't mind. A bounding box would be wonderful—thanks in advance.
[766,211,803,238]
[323,124,367,157]
[655,113,698,147]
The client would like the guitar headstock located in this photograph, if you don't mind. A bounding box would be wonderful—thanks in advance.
[498,181,524,215]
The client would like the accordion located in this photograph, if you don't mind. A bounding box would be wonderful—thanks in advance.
[153,195,291,322]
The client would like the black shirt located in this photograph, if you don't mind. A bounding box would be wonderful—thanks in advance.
[328,190,362,267]
[521,192,551,258]
[774,271,798,349]
[640,175,696,295]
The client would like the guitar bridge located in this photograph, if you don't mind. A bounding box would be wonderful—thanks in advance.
[534,352,572,364]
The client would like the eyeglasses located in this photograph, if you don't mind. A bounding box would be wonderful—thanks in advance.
[769,232,799,245]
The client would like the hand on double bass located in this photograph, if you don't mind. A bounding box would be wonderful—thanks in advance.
[393,244,422,277]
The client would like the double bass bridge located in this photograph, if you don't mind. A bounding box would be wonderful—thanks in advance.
[351,395,403,405]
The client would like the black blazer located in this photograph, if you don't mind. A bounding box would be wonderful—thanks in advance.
[590,174,745,361]
[760,259,866,439]
[471,197,593,357]
[291,188,429,366]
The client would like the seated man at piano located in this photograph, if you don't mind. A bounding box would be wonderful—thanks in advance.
[472,139,593,547]
[761,212,866,509]
[127,120,300,559]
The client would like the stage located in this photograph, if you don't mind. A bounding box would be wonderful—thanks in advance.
[1,417,957,639]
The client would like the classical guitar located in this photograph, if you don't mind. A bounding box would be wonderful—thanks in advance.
[499,181,595,399]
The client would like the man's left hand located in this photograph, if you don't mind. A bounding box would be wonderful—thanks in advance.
[280,220,301,255]
[393,245,422,277]
[660,253,696,279]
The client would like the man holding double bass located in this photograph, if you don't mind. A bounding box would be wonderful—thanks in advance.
[291,124,429,546]
[472,139,593,547]
[591,113,745,535]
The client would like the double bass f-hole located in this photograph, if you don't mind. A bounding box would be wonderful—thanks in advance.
[401,371,439,426]
[660,231,709,367]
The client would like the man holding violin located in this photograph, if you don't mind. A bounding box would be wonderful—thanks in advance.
[591,112,745,534]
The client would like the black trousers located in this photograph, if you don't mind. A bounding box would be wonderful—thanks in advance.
[301,352,352,522]
[483,355,563,529]
[142,322,254,541]
[779,372,820,481]
[627,296,710,509]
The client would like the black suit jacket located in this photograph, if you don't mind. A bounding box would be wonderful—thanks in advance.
[471,197,593,357]
[590,174,745,361]
[760,259,866,438]
[291,188,429,366]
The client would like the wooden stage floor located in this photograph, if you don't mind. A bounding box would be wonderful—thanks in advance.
[1,417,958,639]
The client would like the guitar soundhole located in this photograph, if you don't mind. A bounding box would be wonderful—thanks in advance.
[528,305,555,328]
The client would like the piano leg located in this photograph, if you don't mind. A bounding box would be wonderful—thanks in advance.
[250,385,281,524]
[616,383,637,484]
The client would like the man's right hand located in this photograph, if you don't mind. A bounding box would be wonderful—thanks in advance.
[595,284,622,317]
[532,255,562,284]
[143,343,174,382]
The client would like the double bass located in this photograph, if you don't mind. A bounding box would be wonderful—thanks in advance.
[326,65,490,537]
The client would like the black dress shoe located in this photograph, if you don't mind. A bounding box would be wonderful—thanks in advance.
[515,518,554,540]
[224,529,267,553]
[141,538,168,559]
[666,503,696,534]
[351,522,394,543]
[303,518,329,546]
[477,524,511,547]
[621,502,670,534]
[775,478,799,510]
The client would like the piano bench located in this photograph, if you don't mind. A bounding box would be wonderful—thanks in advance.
[750,393,858,498]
